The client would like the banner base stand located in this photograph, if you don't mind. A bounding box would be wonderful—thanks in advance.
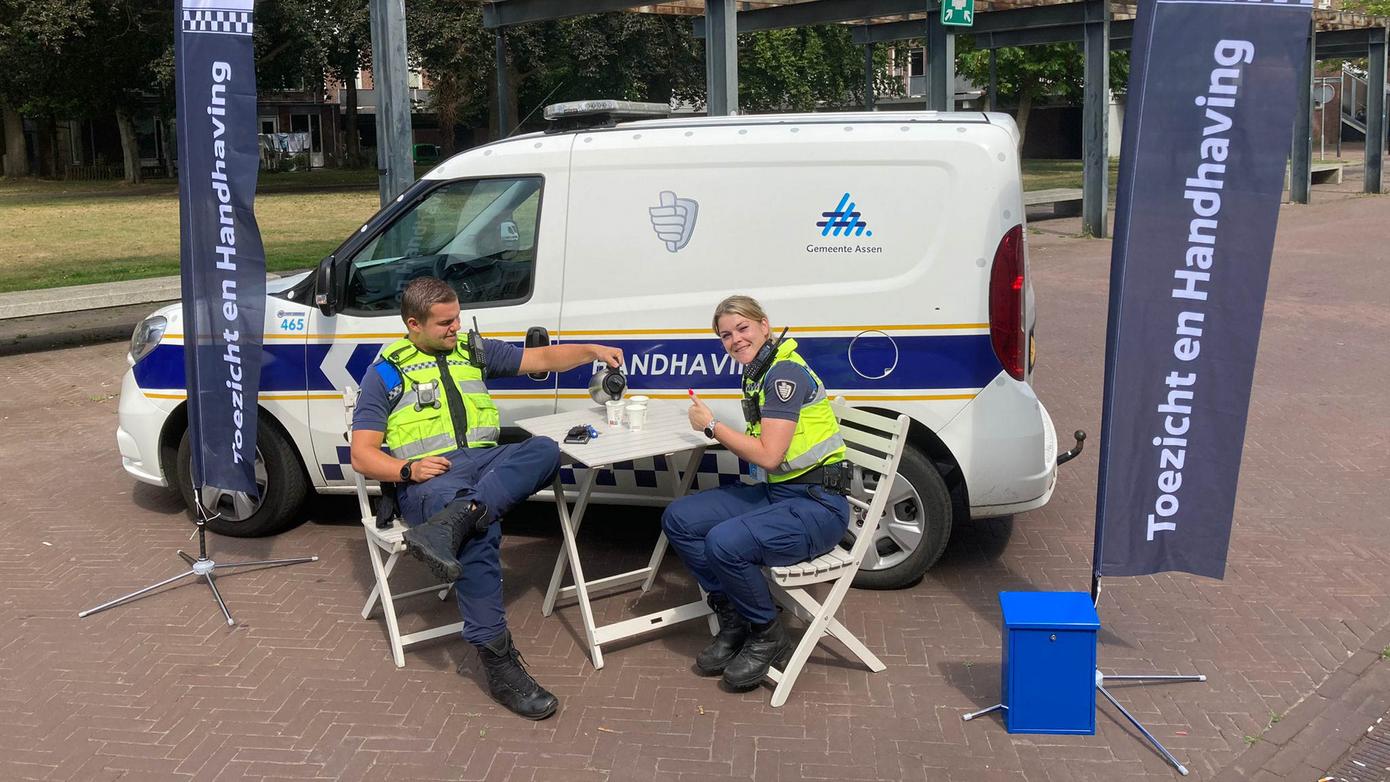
[962,668,1205,777]
[79,517,316,625]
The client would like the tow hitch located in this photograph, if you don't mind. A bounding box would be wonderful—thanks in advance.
[1056,430,1087,466]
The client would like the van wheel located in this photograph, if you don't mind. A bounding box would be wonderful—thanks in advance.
[175,423,307,538]
[849,444,953,590]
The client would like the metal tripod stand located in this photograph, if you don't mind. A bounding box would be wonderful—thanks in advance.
[961,668,1206,776]
[79,500,316,625]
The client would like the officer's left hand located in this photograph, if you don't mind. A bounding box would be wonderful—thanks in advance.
[590,344,624,368]
[687,390,714,432]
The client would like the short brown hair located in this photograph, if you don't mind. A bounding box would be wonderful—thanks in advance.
[711,294,769,333]
[401,277,458,325]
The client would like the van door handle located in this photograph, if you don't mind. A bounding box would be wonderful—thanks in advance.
[525,326,550,381]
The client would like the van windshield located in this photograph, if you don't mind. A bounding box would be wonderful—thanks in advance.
[342,176,542,314]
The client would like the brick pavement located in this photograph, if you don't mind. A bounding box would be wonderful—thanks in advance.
[0,190,1386,781]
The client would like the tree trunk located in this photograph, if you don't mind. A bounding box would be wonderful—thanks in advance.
[115,107,142,184]
[1015,89,1034,150]
[2,102,29,177]
[345,76,360,165]
[434,72,460,158]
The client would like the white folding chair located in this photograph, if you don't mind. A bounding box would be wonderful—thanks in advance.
[760,399,910,707]
[344,386,464,668]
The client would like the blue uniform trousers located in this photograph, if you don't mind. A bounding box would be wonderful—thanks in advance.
[397,436,561,645]
[660,481,850,625]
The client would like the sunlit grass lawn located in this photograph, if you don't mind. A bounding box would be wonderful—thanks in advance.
[0,172,385,292]
[1021,158,1121,192]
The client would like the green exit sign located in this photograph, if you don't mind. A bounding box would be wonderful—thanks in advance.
[941,0,974,26]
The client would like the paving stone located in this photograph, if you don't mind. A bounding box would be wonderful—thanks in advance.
[1,191,1387,782]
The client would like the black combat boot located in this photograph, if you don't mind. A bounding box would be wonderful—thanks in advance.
[472,631,559,720]
[695,593,751,676]
[721,616,792,690]
[402,500,489,583]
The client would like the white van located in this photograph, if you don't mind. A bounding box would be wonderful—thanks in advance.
[117,108,1064,589]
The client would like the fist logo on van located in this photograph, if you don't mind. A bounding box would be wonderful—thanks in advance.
[817,193,872,238]
[649,190,699,252]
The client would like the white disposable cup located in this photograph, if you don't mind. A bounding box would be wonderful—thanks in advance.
[627,395,650,405]
[626,404,648,431]
[605,400,624,427]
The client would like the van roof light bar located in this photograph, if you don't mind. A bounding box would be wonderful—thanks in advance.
[542,100,670,132]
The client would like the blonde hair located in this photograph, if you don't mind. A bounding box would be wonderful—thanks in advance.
[711,295,769,334]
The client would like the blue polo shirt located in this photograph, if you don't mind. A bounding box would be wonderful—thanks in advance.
[756,361,820,422]
[351,338,523,433]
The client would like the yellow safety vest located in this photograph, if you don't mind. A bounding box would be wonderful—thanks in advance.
[743,339,846,482]
[376,337,500,459]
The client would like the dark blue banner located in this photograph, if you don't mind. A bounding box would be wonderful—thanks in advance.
[175,0,265,498]
[1094,0,1312,578]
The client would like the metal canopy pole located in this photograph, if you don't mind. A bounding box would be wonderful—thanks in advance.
[496,29,511,137]
[865,43,876,110]
[1082,0,1109,237]
[926,2,955,112]
[1365,27,1387,194]
[706,0,738,116]
[368,0,413,206]
[1291,21,1314,204]
[988,48,998,112]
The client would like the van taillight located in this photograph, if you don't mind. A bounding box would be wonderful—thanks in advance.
[989,224,1026,381]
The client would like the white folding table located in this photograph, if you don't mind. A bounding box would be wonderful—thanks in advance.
[516,401,717,669]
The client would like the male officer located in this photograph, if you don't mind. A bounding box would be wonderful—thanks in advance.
[350,276,622,720]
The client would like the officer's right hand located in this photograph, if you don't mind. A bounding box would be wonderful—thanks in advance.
[410,456,451,482]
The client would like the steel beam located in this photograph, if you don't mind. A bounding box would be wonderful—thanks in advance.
[706,0,737,116]
[496,29,510,137]
[695,0,923,36]
[482,0,646,28]
[1291,21,1314,204]
[1082,0,1108,237]
[865,43,876,110]
[1366,27,1386,193]
[926,2,955,112]
[369,0,413,205]
[851,1,1100,43]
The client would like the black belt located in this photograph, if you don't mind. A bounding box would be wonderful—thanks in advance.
[773,461,854,495]
[778,466,828,485]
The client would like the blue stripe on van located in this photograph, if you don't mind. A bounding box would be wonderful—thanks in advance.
[133,334,1002,392]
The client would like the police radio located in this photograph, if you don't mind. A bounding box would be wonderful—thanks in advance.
[465,316,486,368]
[740,326,789,425]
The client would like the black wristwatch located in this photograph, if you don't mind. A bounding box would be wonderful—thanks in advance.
[703,419,719,439]
[399,460,416,483]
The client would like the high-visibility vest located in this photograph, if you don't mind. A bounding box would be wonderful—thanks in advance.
[375,337,500,459]
[743,338,846,482]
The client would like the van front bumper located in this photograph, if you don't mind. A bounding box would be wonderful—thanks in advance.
[117,369,172,487]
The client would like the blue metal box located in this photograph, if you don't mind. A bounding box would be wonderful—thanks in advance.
[998,591,1100,735]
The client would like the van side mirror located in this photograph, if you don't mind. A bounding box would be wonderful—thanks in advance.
[314,256,338,316]
[498,220,520,260]
[525,326,550,381]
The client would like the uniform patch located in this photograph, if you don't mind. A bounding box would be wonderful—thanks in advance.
[774,378,797,403]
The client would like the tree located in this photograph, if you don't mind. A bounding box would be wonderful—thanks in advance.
[738,25,906,112]
[1342,0,1390,14]
[955,38,1129,146]
[0,0,94,177]
[300,0,372,165]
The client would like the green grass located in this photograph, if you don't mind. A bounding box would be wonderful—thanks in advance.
[0,178,382,292]
[1021,158,1121,193]
[1381,645,1389,661]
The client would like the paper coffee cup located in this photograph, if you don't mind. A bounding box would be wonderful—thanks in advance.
[605,400,624,427]
[626,404,648,431]
[627,395,650,404]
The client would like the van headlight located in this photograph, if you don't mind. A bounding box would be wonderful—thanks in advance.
[129,315,168,366]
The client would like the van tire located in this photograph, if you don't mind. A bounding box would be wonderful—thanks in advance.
[175,423,307,538]
[850,444,953,590]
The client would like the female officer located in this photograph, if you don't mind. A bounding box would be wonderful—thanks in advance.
[662,295,851,690]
